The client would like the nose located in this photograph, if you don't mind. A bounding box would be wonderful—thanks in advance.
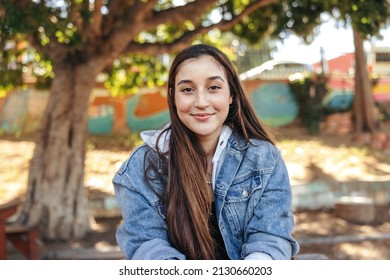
[194,91,209,108]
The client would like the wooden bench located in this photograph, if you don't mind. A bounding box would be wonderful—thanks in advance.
[0,197,40,259]
[0,198,20,259]
[5,222,40,259]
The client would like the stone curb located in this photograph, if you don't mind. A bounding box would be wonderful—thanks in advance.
[297,233,390,245]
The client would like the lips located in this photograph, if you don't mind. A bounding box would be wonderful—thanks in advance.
[192,113,213,121]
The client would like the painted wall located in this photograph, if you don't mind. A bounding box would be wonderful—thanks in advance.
[0,80,298,135]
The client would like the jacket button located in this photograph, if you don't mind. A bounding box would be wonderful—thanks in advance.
[242,190,249,198]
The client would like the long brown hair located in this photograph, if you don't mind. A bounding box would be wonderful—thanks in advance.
[149,44,275,259]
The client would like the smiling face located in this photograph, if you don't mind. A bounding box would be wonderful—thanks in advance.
[173,55,232,142]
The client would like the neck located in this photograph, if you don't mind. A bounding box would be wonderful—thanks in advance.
[198,136,218,162]
[197,127,223,160]
[201,138,215,189]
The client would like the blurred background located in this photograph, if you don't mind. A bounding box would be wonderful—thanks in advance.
[1,0,390,260]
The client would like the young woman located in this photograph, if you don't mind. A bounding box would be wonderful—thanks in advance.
[113,44,299,260]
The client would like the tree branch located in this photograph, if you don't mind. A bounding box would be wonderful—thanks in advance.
[69,0,85,34]
[98,0,159,61]
[102,0,137,36]
[83,0,103,41]
[26,33,69,63]
[124,0,279,56]
[111,0,159,35]
[7,0,32,9]
[5,0,69,62]
[124,28,209,56]
[91,0,103,36]
[217,0,279,30]
[145,0,217,28]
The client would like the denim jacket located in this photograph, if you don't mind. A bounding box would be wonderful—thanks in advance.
[113,131,300,260]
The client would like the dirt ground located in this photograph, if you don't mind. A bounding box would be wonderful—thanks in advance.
[293,209,390,259]
[1,120,390,260]
[34,208,390,260]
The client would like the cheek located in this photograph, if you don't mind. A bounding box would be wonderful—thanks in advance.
[215,95,232,111]
[174,95,191,113]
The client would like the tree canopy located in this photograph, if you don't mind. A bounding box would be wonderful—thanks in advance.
[1,0,282,96]
[2,1,388,95]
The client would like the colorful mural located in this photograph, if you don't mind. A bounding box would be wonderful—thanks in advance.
[1,89,30,133]
[322,89,354,111]
[88,104,114,134]
[0,84,299,135]
[323,75,390,110]
[373,77,390,102]
[126,93,170,132]
[251,82,298,127]
[0,82,307,135]
[0,88,172,135]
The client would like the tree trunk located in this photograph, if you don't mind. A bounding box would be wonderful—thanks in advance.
[352,28,378,133]
[17,62,97,240]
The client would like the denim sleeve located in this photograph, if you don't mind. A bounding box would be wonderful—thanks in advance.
[242,148,300,260]
[114,178,186,260]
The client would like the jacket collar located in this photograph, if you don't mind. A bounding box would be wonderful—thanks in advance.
[141,122,236,155]
[228,131,250,151]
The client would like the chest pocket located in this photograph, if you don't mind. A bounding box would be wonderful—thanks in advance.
[223,172,265,238]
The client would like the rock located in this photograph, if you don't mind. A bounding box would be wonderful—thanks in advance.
[374,204,390,224]
[294,253,328,260]
[335,196,375,224]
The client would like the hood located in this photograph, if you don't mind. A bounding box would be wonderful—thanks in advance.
[140,123,171,153]
[141,123,232,190]
[140,123,232,155]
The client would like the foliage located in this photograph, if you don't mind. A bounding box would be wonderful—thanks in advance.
[104,54,168,97]
[0,25,53,96]
[0,37,23,97]
[332,0,389,39]
[226,1,284,43]
[2,1,388,96]
[0,1,268,95]
[289,72,328,134]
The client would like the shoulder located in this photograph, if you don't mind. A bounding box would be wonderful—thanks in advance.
[113,145,161,189]
[228,133,283,169]
[249,138,280,159]
[113,144,165,203]
[229,132,280,157]
[116,144,150,175]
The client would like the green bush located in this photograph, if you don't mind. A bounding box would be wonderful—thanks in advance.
[289,73,328,134]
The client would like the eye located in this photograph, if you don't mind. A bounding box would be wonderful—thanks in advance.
[208,85,221,92]
[179,87,194,94]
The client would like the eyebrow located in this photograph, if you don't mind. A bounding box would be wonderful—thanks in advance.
[177,75,225,86]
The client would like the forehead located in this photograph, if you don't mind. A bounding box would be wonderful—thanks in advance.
[175,55,226,80]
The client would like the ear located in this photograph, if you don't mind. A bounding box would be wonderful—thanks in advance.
[229,94,233,105]
[169,87,176,105]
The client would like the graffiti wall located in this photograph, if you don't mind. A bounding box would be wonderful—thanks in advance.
[242,79,299,127]
[250,82,298,127]
[0,80,297,136]
[0,89,49,135]
[0,87,171,135]
[126,91,170,132]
